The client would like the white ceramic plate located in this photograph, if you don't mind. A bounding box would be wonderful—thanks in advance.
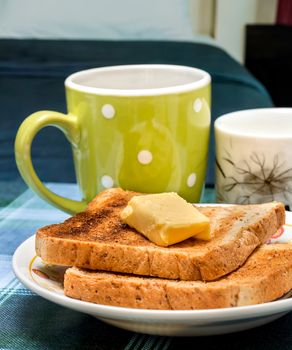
[13,210,292,337]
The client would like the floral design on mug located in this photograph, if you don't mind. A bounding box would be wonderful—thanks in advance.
[216,151,292,205]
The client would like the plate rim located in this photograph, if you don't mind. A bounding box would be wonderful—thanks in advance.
[12,208,292,323]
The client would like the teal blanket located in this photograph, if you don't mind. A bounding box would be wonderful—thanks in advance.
[0,39,273,186]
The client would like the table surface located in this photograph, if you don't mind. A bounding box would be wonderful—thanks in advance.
[1,183,292,350]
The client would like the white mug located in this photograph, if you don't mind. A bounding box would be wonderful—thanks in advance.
[215,108,292,207]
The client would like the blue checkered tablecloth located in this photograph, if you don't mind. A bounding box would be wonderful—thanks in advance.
[1,183,292,350]
[0,183,174,349]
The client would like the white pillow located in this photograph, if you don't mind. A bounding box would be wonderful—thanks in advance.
[0,0,195,40]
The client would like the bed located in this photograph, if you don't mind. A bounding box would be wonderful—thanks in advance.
[0,39,273,188]
[0,0,273,194]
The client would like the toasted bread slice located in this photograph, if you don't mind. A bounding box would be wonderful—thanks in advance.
[64,243,292,310]
[36,188,285,281]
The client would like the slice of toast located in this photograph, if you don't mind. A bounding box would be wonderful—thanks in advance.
[64,243,292,310]
[36,188,285,281]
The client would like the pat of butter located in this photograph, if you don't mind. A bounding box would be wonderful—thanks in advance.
[120,193,210,246]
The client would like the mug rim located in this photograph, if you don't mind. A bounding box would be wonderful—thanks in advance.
[65,64,211,96]
[215,108,292,139]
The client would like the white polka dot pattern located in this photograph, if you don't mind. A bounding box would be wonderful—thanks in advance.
[101,104,115,119]
[193,98,203,113]
[137,150,153,165]
[101,175,114,188]
[187,173,196,187]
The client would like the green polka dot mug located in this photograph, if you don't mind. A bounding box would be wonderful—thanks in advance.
[15,65,211,214]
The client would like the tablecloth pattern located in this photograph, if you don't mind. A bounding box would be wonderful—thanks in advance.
[0,183,215,349]
[1,184,292,350]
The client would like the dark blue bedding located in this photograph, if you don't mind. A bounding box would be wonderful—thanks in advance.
[0,39,273,187]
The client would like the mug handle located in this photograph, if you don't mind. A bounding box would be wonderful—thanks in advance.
[15,111,87,214]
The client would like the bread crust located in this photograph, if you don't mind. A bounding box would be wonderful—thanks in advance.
[36,188,285,281]
[64,244,292,310]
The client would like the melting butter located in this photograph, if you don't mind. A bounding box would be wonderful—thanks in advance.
[121,192,210,246]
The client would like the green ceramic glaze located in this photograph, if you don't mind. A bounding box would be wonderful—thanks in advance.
[15,65,211,214]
